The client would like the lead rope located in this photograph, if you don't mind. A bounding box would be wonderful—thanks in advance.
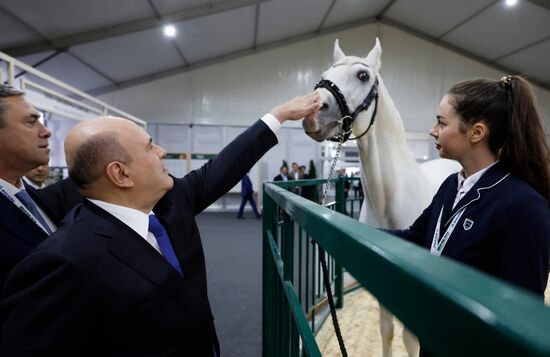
[317,135,348,357]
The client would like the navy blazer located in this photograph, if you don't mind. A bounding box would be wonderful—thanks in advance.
[0,183,62,292]
[241,175,253,197]
[390,163,550,296]
[1,119,278,356]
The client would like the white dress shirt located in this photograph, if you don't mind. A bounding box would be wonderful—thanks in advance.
[87,199,162,254]
[260,112,282,134]
[453,161,497,209]
[22,176,46,189]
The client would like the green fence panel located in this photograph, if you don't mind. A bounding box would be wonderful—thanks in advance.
[263,179,550,357]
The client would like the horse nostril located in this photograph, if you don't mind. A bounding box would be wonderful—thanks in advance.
[321,102,329,111]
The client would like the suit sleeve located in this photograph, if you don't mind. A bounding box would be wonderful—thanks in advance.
[1,252,96,355]
[499,195,550,296]
[173,119,278,215]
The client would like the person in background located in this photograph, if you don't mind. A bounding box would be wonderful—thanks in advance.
[273,165,290,181]
[23,164,49,189]
[338,168,350,198]
[237,173,261,219]
[289,162,303,195]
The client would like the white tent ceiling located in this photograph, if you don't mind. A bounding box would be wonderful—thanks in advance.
[1,0,549,94]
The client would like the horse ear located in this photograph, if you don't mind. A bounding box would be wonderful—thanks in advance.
[333,39,346,63]
[365,37,382,72]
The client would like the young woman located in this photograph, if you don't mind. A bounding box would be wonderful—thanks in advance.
[391,75,550,297]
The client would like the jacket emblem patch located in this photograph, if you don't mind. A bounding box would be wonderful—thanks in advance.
[463,218,474,231]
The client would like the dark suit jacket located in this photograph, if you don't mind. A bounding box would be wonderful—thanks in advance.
[240,175,254,198]
[1,119,278,356]
[0,183,63,292]
[390,163,550,296]
[273,174,290,181]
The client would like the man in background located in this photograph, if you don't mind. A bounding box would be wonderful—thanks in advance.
[23,164,49,189]
[237,173,261,219]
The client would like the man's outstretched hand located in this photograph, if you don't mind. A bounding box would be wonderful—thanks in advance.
[270,91,321,123]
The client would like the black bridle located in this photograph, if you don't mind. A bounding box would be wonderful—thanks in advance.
[314,77,379,142]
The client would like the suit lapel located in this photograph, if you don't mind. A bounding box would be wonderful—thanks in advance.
[443,165,510,228]
[81,201,213,330]
[0,193,48,245]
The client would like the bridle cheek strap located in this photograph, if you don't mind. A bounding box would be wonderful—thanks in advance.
[314,78,379,142]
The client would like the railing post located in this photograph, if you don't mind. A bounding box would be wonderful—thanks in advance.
[262,188,275,357]
[335,177,345,215]
[333,177,345,308]
[282,213,294,281]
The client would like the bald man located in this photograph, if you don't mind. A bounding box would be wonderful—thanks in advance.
[1,92,320,356]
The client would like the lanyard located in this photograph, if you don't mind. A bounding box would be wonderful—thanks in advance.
[430,205,466,256]
[0,182,51,234]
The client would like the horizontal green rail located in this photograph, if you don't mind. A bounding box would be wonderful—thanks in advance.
[263,181,550,356]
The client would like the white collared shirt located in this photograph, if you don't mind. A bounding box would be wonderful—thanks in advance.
[260,113,282,133]
[87,198,162,254]
[22,176,46,189]
[453,161,497,209]
[0,177,56,233]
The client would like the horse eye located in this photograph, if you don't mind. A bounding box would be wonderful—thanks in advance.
[357,71,369,82]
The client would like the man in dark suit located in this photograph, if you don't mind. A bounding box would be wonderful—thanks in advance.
[0,85,63,291]
[237,173,260,219]
[1,92,320,356]
[273,165,290,181]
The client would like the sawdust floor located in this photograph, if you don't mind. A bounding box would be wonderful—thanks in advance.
[315,278,550,357]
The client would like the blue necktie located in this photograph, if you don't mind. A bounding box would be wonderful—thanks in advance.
[15,190,53,235]
[148,215,183,276]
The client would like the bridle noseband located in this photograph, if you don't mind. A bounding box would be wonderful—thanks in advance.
[314,77,379,142]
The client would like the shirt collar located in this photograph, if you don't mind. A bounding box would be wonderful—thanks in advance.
[87,198,151,240]
[457,161,498,192]
[0,177,25,195]
[22,176,44,189]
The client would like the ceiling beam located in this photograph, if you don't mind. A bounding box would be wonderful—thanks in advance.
[526,0,550,11]
[88,16,380,96]
[252,3,260,49]
[380,18,550,92]
[437,0,498,39]
[375,0,397,19]
[0,4,116,85]
[2,0,271,57]
[147,0,188,65]
[88,15,550,96]
[317,0,337,32]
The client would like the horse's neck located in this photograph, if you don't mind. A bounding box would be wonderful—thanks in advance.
[357,80,430,228]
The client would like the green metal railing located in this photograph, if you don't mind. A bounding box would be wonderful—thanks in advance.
[262,178,550,357]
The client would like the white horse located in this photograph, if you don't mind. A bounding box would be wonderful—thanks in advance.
[303,38,460,356]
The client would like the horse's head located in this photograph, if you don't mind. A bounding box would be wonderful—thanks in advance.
[303,38,382,142]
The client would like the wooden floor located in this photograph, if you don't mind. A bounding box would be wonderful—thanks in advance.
[316,278,550,357]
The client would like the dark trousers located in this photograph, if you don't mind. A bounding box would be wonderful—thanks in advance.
[238,195,260,218]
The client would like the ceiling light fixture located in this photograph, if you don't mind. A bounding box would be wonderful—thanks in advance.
[163,25,176,38]
[505,0,518,7]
